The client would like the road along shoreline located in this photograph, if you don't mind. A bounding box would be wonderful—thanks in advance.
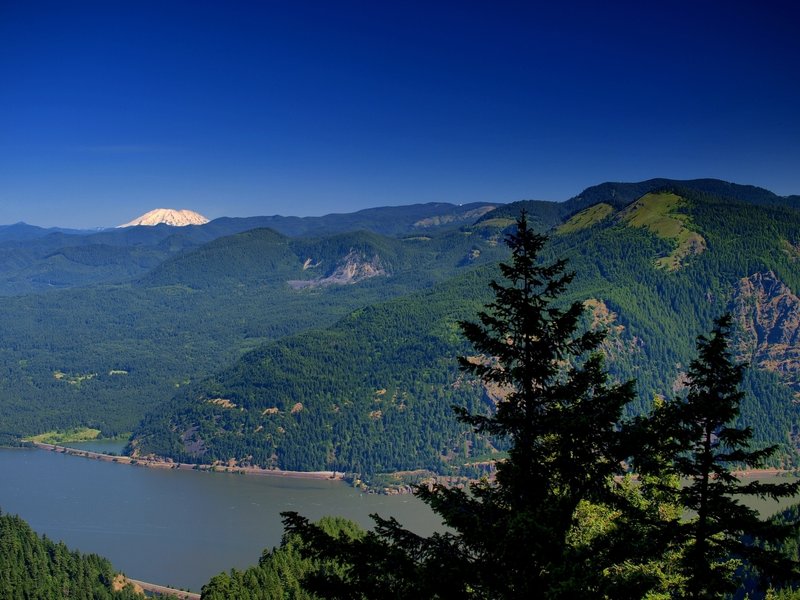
[30,442,343,481]
[125,577,200,599]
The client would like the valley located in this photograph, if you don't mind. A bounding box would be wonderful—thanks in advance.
[6,3,798,595]
[3,178,800,597]
[2,180,800,483]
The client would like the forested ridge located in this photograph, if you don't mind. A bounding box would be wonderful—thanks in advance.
[0,511,140,599]
[0,202,497,296]
[130,266,497,476]
[237,214,800,599]
[0,225,506,441]
[2,178,800,480]
[131,186,800,478]
[480,177,800,226]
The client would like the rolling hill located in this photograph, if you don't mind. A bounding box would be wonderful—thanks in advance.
[0,224,507,441]
[128,183,800,480]
[0,202,499,295]
[2,178,799,483]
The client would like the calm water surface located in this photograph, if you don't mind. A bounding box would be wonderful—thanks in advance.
[0,447,442,592]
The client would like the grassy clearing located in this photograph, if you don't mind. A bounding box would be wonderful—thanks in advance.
[25,427,102,444]
[782,239,800,261]
[656,230,705,270]
[557,203,613,234]
[621,192,706,270]
[476,217,516,229]
[53,370,97,385]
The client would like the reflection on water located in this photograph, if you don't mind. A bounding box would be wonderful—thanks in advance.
[737,473,800,517]
[0,448,442,592]
[62,440,128,455]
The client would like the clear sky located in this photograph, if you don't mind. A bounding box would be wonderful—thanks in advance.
[1,1,798,228]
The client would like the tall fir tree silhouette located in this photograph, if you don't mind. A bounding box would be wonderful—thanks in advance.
[283,212,636,598]
[642,315,800,598]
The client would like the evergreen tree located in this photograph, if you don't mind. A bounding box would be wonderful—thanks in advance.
[282,212,636,598]
[638,315,800,598]
[0,510,141,600]
[201,516,363,600]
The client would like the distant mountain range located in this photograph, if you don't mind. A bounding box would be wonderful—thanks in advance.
[0,202,500,295]
[1,178,799,485]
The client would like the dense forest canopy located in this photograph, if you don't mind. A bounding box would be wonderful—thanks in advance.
[131,185,800,480]
[0,510,140,599]
[280,214,800,599]
[1,179,800,482]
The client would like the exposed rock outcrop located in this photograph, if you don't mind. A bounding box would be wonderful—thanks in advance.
[733,271,800,397]
[584,298,644,360]
[288,250,386,289]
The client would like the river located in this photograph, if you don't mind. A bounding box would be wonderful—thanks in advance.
[0,445,443,593]
[3,444,797,593]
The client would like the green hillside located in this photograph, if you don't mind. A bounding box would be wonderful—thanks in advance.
[0,226,507,441]
[130,189,800,478]
[140,227,507,291]
[617,192,705,270]
[479,177,800,228]
[543,191,800,449]
[556,202,613,233]
[0,203,498,295]
[0,511,140,599]
[130,267,497,476]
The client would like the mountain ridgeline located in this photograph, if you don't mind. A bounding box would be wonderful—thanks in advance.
[2,180,800,482]
[0,202,496,295]
[129,182,800,480]
[0,211,507,441]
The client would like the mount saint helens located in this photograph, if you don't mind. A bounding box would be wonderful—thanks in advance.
[117,208,210,228]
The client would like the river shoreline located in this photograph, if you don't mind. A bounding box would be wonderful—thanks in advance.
[26,442,797,494]
[1,446,444,592]
[30,442,343,481]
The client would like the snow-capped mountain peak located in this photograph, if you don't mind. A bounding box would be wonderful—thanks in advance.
[117,208,210,228]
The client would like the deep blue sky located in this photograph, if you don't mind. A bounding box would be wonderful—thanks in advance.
[1,1,798,228]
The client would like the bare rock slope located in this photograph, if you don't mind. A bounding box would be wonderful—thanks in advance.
[733,271,800,397]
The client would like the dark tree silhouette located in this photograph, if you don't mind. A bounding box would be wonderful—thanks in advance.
[283,212,636,598]
[639,315,800,598]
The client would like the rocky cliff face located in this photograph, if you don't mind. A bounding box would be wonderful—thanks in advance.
[584,298,644,362]
[733,271,800,397]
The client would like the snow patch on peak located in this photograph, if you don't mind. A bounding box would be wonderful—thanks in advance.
[117,208,210,228]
